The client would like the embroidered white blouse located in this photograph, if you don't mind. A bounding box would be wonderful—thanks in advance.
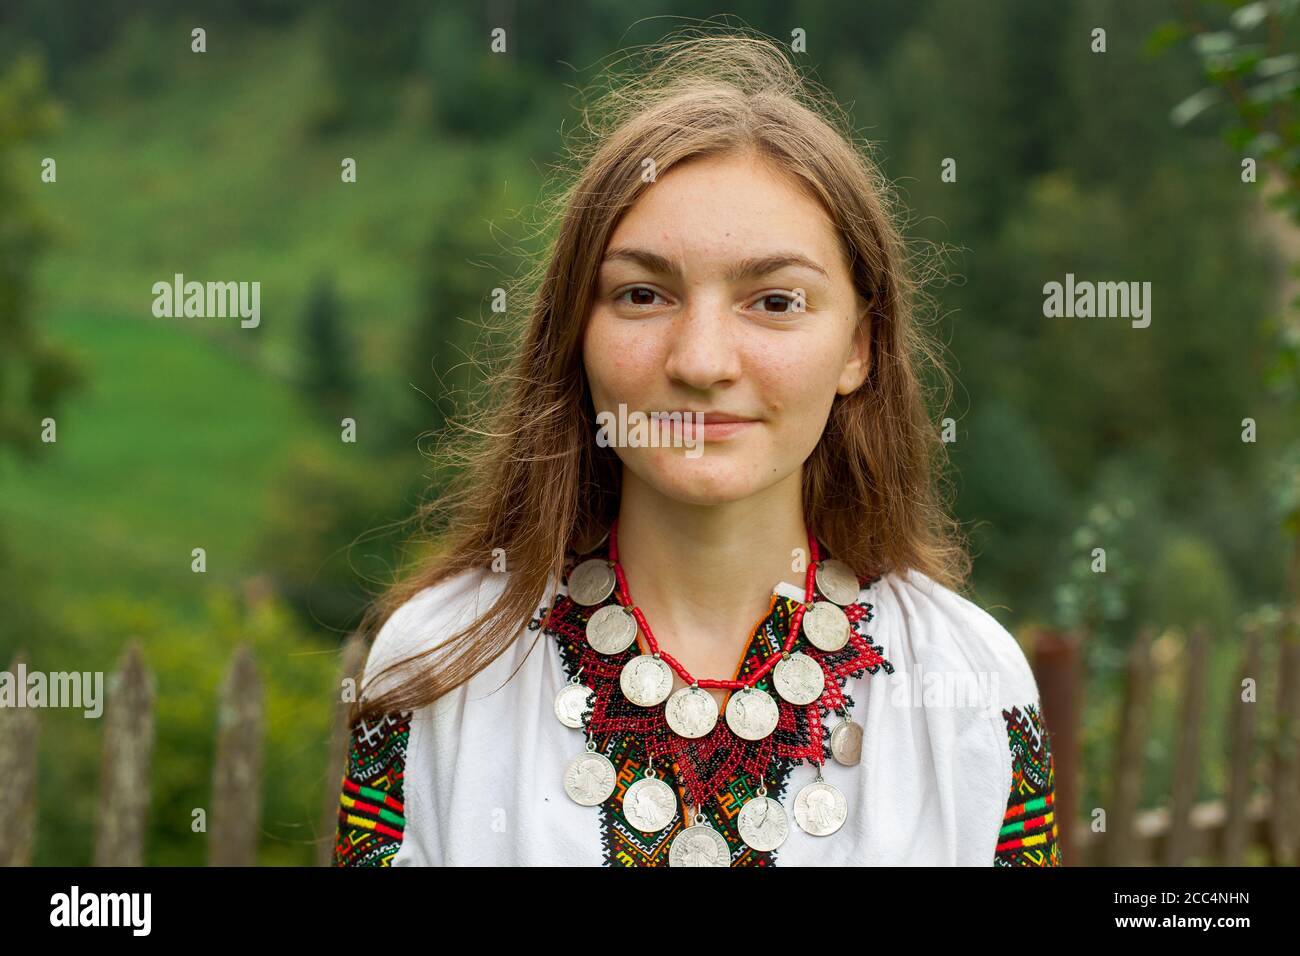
[333,559,1062,867]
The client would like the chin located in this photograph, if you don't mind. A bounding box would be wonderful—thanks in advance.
[634,451,775,506]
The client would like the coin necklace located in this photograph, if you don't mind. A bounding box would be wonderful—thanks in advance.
[602,518,825,739]
[560,519,868,851]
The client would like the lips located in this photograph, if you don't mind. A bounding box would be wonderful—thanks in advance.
[654,411,759,442]
[665,411,759,424]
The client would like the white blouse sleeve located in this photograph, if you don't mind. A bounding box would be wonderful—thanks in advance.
[894,569,1064,866]
[332,569,502,866]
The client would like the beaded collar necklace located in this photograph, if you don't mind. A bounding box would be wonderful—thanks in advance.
[553,519,869,864]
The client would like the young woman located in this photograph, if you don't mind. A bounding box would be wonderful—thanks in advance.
[332,32,1061,868]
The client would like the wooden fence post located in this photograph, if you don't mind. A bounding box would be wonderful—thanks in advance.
[1269,621,1300,866]
[317,632,367,866]
[1223,621,1263,864]
[1100,625,1155,866]
[1032,628,1081,865]
[209,644,263,866]
[1166,624,1210,864]
[0,651,39,866]
[94,641,154,866]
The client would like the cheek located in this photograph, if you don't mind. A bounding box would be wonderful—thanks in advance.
[583,310,653,404]
[750,337,840,425]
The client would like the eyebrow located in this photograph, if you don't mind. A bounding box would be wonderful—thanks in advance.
[601,247,830,282]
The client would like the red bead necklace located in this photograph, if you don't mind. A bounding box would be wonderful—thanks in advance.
[606,517,820,691]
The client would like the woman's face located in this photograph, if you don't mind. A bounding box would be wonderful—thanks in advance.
[582,149,870,506]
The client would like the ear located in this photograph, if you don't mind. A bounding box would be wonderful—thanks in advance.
[836,298,873,396]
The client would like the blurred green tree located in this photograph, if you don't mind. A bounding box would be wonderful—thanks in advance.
[298,274,355,415]
[0,54,82,654]
[1160,0,1300,632]
[0,53,81,458]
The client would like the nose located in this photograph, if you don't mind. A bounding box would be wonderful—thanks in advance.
[662,294,742,390]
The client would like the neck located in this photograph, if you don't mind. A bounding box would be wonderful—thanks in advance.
[612,467,810,664]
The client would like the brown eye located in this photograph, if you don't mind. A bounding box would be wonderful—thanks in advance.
[618,287,665,307]
[753,293,797,314]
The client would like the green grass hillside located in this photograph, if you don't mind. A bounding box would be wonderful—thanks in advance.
[4,16,539,608]
[0,310,329,605]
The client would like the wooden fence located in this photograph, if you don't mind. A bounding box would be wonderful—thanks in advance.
[1035,618,1300,866]
[0,635,365,867]
[1,617,1295,866]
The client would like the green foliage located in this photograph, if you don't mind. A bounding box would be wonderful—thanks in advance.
[298,274,354,414]
[254,441,410,635]
[1271,439,1300,535]
[392,162,531,453]
[1169,0,1300,411]
[1170,3,1300,206]
[38,589,339,865]
[1143,534,1239,634]
[953,397,1071,615]
[1051,497,1137,647]
[0,53,82,457]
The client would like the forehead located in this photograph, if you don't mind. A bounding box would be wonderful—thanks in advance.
[604,151,847,273]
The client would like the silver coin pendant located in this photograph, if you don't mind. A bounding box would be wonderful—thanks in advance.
[737,788,790,852]
[802,601,851,652]
[669,813,731,867]
[815,558,860,606]
[623,773,678,833]
[584,603,638,654]
[567,558,616,606]
[619,654,673,707]
[793,778,848,836]
[773,651,826,706]
[724,686,780,740]
[830,718,863,766]
[563,748,617,807]
[553,681,595,729]
[664,685,719,738]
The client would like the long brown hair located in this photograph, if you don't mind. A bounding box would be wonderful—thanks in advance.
[349,27,969,725]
